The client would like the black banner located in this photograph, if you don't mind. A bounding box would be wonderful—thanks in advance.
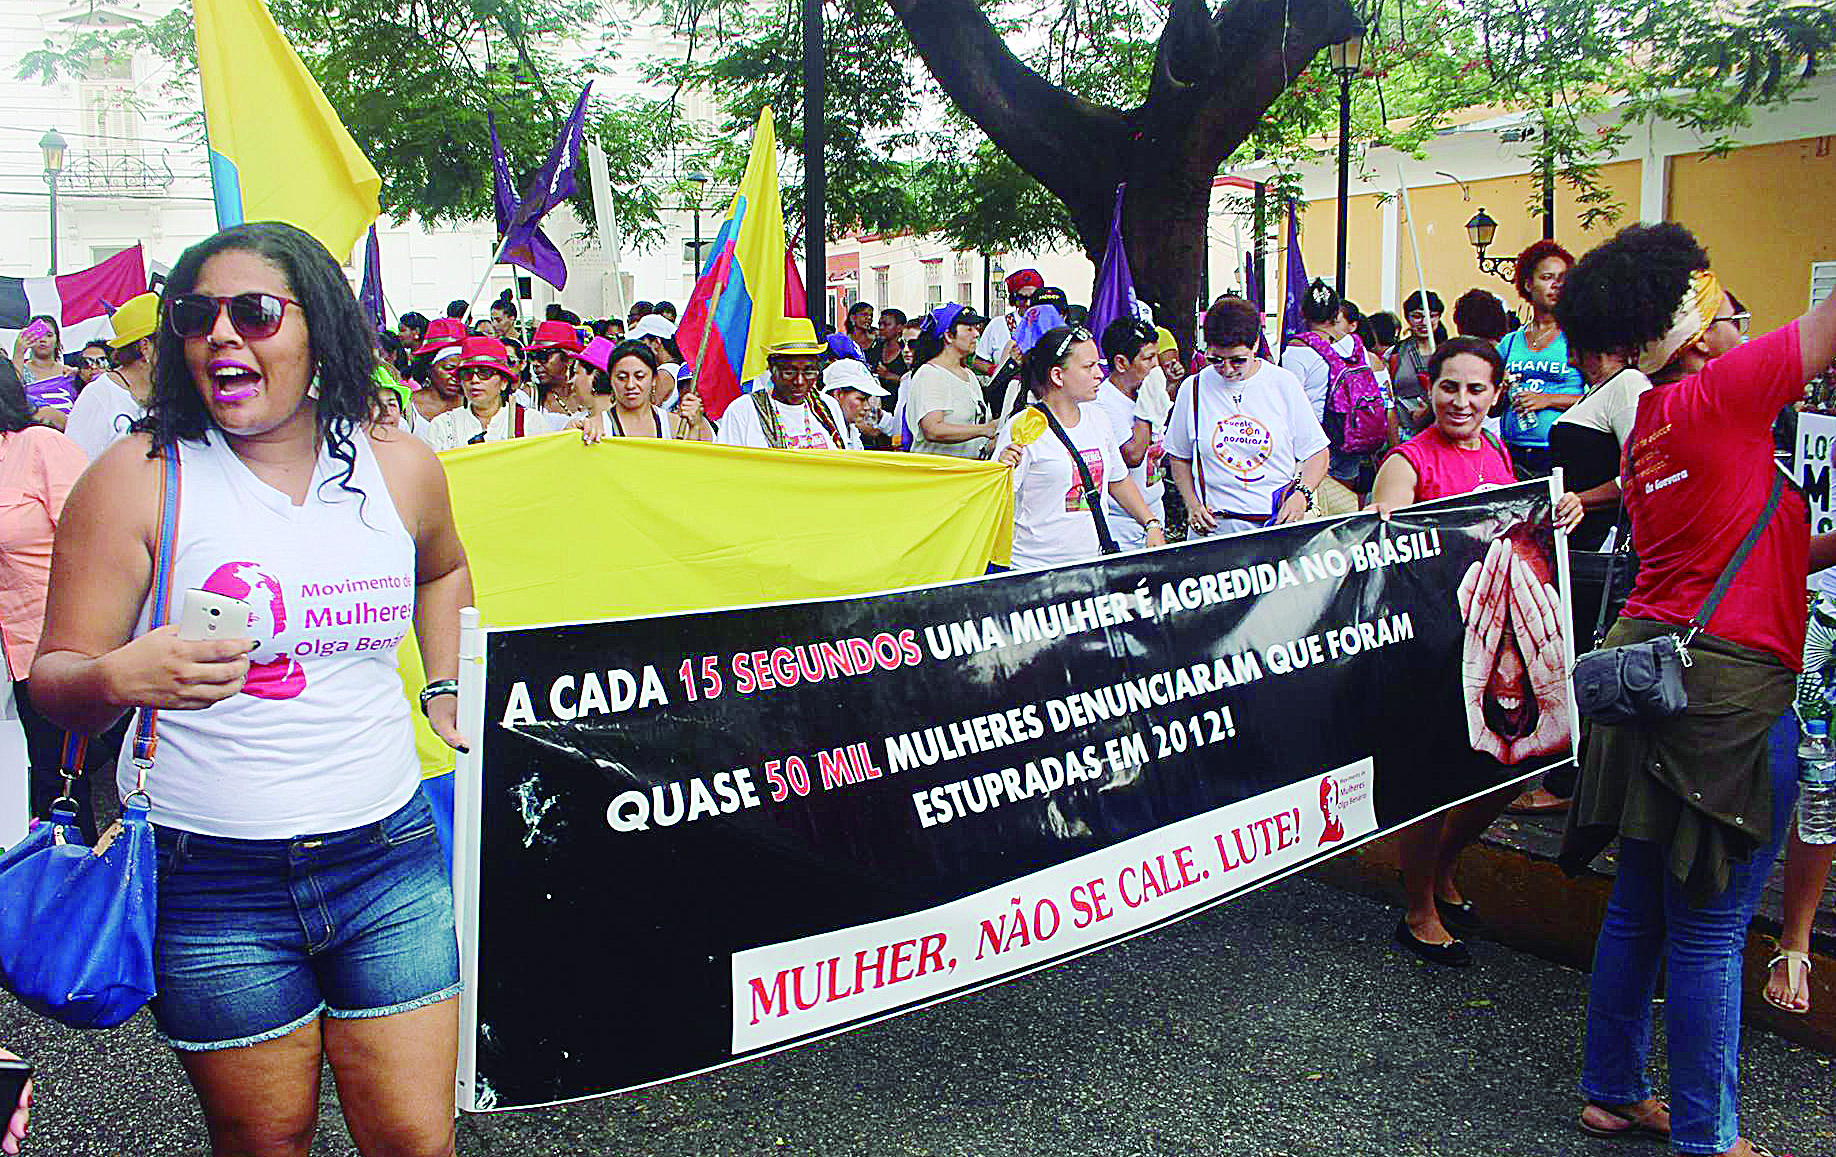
[463,482,1572,1109]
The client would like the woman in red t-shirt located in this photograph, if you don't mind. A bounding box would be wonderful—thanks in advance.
[1557,222,1836,1156]
[1372,336,1581,968]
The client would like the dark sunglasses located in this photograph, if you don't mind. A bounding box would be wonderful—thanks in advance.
[1011,292,1035,304]
[168,293,302,340]
[80,356,109,368]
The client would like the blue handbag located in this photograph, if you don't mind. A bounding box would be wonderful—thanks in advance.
[0,443,179,1029]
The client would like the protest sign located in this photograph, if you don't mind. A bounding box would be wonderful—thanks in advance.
[1796,411,1836,538]
[452,481,1574,1110]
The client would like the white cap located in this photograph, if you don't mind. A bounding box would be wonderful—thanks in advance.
[630,313,678,341]
[823,358,886,397]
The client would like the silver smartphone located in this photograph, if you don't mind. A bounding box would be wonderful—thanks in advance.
[176,589,253,642]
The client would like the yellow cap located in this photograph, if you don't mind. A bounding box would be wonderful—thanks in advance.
[761,316,826,358]
[108,292,160,348]
[1155,326,1178,355]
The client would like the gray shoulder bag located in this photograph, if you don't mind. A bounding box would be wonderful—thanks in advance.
[1572,468,1784,724]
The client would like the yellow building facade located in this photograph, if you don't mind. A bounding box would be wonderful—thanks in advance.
[1264,80,1836,336]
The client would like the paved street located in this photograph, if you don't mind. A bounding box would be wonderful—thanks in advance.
[7,874,1833,1156]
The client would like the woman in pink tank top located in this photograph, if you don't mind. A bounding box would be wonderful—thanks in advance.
[32,222,472,1156]
[1371,336,1582,968]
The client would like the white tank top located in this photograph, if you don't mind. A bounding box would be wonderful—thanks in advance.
[118,427,421,838]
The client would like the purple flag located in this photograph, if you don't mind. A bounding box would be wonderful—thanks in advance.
[1243,249,1271,359]
[1087,184,1139,347]
[495,84,592,290]
[488,114,516,236]
[1280,200,1308,350]
[509,84,591,228]
[358,225,384,331]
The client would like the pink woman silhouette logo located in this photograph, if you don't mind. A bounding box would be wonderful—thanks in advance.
[200,561,306,700]
[1318,775,1345,846]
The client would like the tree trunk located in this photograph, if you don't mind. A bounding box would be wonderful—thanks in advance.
[885,0,1360,351]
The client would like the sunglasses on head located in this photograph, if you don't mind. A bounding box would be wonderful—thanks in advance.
[168,293,302,340]
[1053,326,1093,359]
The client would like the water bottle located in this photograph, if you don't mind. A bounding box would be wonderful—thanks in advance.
[1798,717,1836,844]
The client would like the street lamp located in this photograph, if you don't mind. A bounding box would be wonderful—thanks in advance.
[1464,207,1517,282]
[685,170,711,275]
[1327,30,1364,296]
[39,128,68,276]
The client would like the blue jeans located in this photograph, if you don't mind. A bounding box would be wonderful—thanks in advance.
[1579,713,1800,1153]
[150,790,460,1051]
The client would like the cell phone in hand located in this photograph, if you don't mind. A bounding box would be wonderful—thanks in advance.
[19,320,50,345]
[177,589,253,643]
[0,1059,31,1116]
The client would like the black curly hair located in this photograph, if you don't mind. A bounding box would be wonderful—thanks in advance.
[1553,222,1709,358]
[1300,278,1342,326]
[139,222,381,502]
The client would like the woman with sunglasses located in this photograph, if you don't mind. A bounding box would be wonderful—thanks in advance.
[1553,223,1836,1157]
[1165,296,1329,537]
[422,336,566,452]
[30,221,475,1157]
[994,325,1163,569]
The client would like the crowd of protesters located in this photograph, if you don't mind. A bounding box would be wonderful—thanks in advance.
[1,216,1834,1157]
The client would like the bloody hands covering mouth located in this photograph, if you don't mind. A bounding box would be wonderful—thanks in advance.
[1459,537,1572,765]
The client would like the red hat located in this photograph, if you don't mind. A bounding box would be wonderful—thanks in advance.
[412,317,468,357]
[1004,268,1044,294]
[455,336,515,379]
[528,319,584,354]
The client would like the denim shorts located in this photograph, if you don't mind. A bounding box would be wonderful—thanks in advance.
[150,790,461,1051]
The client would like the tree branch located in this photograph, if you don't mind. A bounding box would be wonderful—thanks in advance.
[886,0,1129,218]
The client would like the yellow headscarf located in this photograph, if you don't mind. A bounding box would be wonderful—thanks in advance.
[1637,269,1723,376]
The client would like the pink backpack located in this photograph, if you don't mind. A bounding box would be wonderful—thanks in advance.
[1292,331,1387,454]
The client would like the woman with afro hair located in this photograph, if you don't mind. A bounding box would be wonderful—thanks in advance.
[1557,221,1836,1156]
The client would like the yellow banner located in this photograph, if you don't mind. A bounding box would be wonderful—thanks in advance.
[403,434,1014,775]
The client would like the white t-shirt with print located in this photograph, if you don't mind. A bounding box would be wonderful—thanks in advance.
[1094,381,1164,550]
[993,403,1125,571]
[716,391,852,450]
[1164,360,1329,527]
[64,372,143,461]
[974,312,1015,365]
[422,399,567,452]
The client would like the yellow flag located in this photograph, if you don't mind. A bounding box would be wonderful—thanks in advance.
[402,436,1015,776]
[194,0,381,258]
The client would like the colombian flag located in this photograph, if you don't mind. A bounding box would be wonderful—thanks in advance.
[677,108,790,421]
[194,0,381,260]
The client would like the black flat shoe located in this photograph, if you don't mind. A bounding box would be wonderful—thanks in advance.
[1436,897,1480,932]
[1394,920,1473,967]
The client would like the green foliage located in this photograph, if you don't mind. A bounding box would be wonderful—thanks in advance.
[15,0,671,242]
[19,0,1833,258]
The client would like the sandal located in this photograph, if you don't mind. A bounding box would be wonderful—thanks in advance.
[1577,1099,1670,1142]
[1763,944,1812,1015]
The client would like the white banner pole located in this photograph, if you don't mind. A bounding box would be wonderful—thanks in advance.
[1397,169,1436,355]
[587,140,628,320]
[453,606,487,1113]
